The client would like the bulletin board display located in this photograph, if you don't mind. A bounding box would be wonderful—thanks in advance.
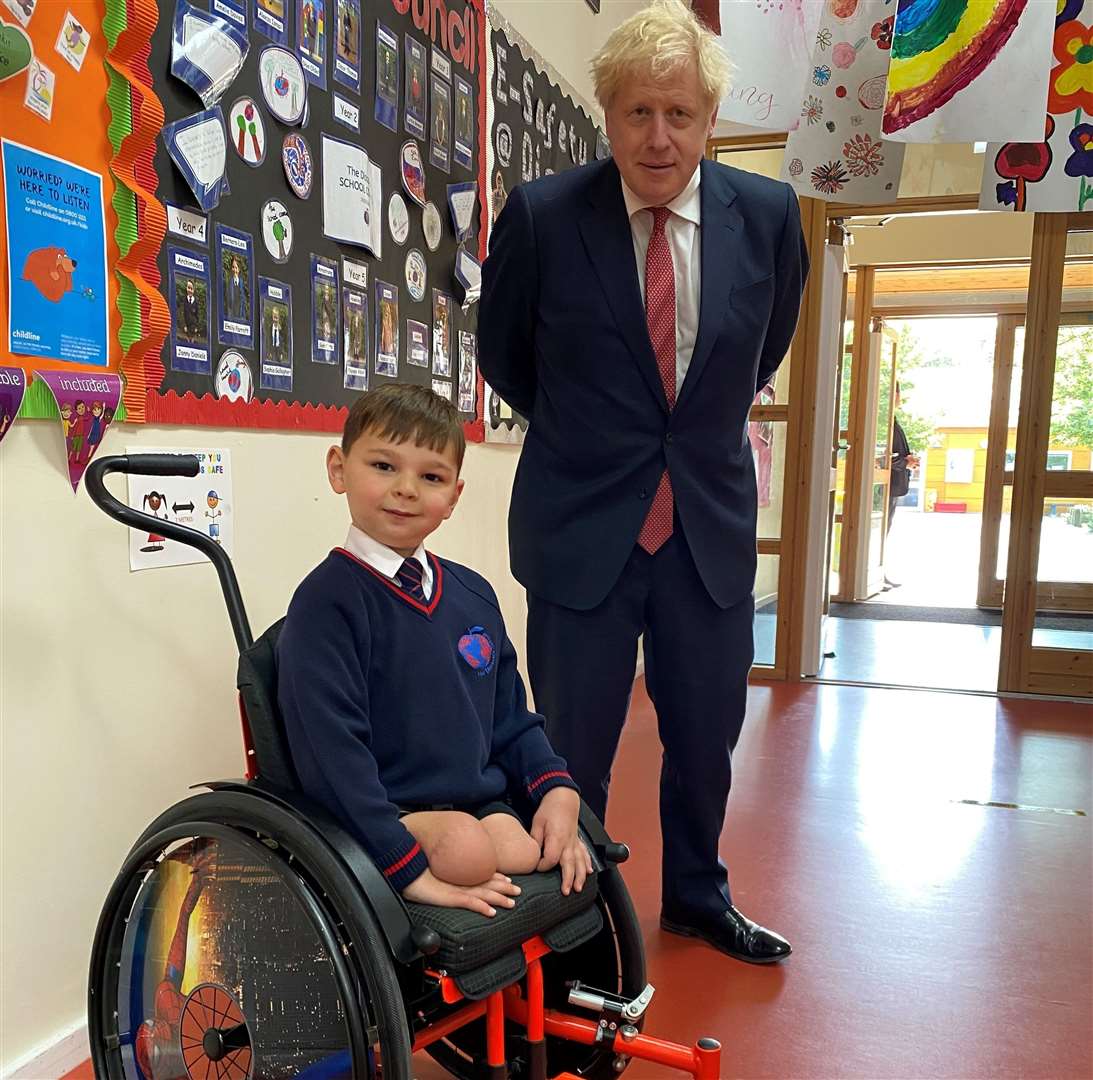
[0,0,127,418]
[482,9,606,443]
[138,0,486,432]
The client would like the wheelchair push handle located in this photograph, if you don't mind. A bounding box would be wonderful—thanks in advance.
[84,455,254,654]
[101,452,202,478]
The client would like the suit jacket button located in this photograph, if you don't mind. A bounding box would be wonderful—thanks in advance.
[664,432,673,444]
[639,488,648,499]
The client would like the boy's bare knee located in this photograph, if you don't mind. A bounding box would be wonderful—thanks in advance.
[484,817,541,875]
[428,814,497,886]
[501,833,541,875]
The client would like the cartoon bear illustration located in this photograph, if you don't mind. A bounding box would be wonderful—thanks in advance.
[22,247,78,302]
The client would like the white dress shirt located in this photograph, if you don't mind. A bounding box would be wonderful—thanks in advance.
[620,164,702,394]
[344,524,433,599]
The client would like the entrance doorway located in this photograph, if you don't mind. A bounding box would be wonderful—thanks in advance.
[817,218,1093,694]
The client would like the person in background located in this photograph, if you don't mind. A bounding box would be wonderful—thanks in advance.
[885,382,919,589]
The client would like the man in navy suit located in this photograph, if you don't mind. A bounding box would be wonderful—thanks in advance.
[479,0,808,963]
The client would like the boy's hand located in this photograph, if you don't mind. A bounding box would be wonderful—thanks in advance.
[531,787,592,895]
[401,868,520,917]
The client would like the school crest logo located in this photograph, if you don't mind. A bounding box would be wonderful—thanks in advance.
[457,626,494,675]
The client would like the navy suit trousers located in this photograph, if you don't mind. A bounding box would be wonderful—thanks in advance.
[527,527,754,916]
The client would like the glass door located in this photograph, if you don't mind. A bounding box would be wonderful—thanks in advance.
[865,326,898,597]
[999,213,1093,697]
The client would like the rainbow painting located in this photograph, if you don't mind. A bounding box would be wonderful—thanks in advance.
[882,0,1055,141]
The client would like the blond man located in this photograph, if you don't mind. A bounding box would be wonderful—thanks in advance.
[480,0,807,963]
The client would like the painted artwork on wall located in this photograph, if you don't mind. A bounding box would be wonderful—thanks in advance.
[782,0,906,203]
[979,1,1093,212]
[716,0,824,131]
[881,0,1055,142]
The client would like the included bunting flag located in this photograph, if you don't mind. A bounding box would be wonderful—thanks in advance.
[36,370,122,491]
[783,0,906,204]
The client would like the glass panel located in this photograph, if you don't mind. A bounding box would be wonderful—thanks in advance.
[752,419,786,540]
[754,554,779,667]
[712,146,785,181]
[897,143,983,197]
[839,324,853,434]
[868,481,886,571]
[1037,498,1093,584]
[1065,228,1093,257]
[1050,322,1093,456]
[876,338,895,468]
[1031,610,1093,650]
[995,326,1024,578]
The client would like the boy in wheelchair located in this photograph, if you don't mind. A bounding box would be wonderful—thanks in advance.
[278,384,593,919]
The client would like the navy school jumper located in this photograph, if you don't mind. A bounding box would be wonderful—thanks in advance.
[277,548,578,891]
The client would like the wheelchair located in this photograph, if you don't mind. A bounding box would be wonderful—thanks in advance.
[86,454,723,1080]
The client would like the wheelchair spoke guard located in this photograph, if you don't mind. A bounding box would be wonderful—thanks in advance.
[93,828,380,1079]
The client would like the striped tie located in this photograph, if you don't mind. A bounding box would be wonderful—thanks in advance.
[637,205,676,555]
[396,557,427,602]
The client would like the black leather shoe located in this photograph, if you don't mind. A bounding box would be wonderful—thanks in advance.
[660,905,792,964]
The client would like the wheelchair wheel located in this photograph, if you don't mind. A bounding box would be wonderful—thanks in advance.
[425,863,646,1079]
[88,790,415,1079]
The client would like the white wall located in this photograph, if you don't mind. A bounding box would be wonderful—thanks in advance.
[0,0,648,1071]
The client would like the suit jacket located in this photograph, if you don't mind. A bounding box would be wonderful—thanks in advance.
[891,419,911,498]
[178,295,202,340]
[478,157,809,612]
[226,276,245,320]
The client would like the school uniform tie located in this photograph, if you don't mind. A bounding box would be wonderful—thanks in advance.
[637,206,676,555]
[396,557,427,603]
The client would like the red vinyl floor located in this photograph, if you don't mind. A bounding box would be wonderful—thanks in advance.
[64,680,1092,1079]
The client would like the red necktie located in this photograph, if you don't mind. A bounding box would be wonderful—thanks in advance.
[637,206,675,555]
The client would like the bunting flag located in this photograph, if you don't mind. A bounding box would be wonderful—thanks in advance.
[36,370,123,491]
[693,0,721,33]
[0,367,26,448]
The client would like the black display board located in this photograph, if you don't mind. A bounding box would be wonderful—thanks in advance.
[483,20,607,440]
[149,0,484,426]
[487,21,604,229]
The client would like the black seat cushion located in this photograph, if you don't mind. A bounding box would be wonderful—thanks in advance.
[407,869,600,974]
[407,869,603,999]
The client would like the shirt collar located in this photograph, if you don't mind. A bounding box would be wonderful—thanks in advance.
[620,163,702,227]
[345,524,429,583]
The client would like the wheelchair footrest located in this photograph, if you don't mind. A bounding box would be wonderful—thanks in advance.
[406,869,602,1000]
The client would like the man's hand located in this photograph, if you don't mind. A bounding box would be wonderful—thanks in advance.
[401,868,521,917]
[530,787,592,895]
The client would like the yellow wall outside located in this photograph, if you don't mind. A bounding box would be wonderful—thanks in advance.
[926,428,1091,514]
[833,429,1090,517]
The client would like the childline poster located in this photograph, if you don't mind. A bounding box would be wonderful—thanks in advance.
[2,141,108,366]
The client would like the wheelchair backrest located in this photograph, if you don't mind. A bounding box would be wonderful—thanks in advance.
[236,618,302,791]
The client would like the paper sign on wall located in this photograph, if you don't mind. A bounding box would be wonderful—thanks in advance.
[126,447,235,570]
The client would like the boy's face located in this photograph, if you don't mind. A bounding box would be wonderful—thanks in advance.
[327,428,463,556]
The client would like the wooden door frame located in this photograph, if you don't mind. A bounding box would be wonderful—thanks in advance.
[865,327,898,598]
[998,212,1093,697]
[977,313,1020,608]
[979,310,1093,612]
[709,133,1088,685]
[833,267,875,602]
